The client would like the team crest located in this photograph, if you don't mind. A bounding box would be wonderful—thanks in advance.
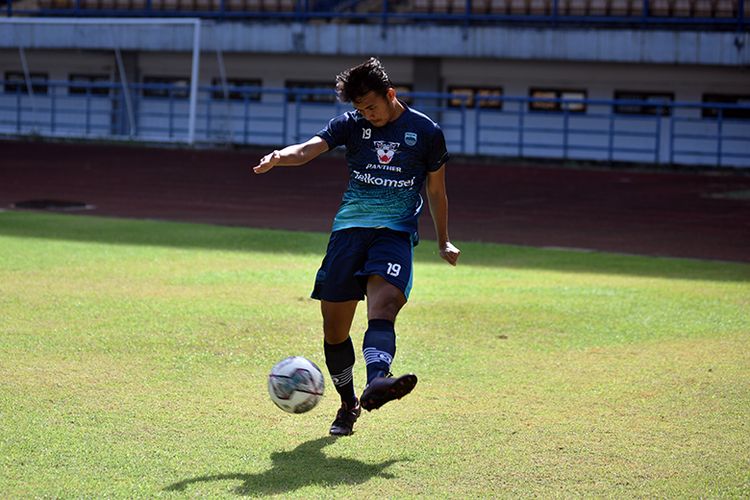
[373,141,400,164]
[405,132,417,146]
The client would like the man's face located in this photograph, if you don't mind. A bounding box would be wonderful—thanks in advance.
[352,89,396,128]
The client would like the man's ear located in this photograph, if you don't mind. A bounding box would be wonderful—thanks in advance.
[387,87,396,101]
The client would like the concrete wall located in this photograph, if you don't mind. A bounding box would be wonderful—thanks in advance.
[3,49,748,97]
[2,19,749,66]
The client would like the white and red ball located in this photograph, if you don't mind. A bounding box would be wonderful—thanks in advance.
[268,356,324,414]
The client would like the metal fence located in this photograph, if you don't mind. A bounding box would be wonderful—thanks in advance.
[1,81,749,167]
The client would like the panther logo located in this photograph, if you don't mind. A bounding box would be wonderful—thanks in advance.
[373,141,400,164]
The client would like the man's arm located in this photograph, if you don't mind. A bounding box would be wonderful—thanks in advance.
[426,165,460,266]
[253,136,330,174]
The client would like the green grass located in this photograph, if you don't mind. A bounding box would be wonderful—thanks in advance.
[1,211,749,498]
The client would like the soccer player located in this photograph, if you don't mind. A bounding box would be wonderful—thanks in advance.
[253,57,460,436]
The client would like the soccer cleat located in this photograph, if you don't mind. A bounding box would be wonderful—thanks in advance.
[329,399,361,436]
[360,373,418,412]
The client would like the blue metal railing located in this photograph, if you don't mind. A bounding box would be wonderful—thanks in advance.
[2,0,747,31]
[1,80,749,167]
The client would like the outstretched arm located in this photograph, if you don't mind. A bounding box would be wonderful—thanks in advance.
[253,136,330,174]
[426,165,460,266]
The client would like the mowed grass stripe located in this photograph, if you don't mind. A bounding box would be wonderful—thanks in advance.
[0,211,748,498]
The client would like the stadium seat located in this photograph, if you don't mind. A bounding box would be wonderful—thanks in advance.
[471,0,489,13]
[449,0,467,14]
[414,0,431,11]
[609,0,633,15]
[226,0,261,12]
[672,0,691,15]
[529,0,549,14]
[566,0,587,15]
[693,0,712,15]
[589,0,607,14]
[713,0,735,16]
[262,0,279,10]
[489,0,508,13]
[433,0,450,13]
[650,0,671,15]
[509,0,528,14]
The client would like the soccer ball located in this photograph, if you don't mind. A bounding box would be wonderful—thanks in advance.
[268,356,324,414]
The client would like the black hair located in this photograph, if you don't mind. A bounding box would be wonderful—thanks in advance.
[335,57,392,103]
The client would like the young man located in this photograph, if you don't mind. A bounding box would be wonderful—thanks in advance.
[253,57,460,436]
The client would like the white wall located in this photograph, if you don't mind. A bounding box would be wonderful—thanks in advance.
[3,50,749,98]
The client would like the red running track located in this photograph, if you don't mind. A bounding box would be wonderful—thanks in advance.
[1,140,749,262]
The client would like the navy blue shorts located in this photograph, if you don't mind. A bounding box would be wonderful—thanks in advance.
[311,227,414,302]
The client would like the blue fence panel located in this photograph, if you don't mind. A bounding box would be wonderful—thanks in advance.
[2,80,749,168]
[293,94,348,144]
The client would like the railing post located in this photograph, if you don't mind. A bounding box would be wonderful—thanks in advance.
[16,89,22,133]
[460,100,467,153]
[563,106,569,159]
[169,88,175,138]
[464,0,471,36]
[518,99,525,158]
[117,90,123,136]
[474,97,481,155]
[7,0,12,18]
[738,0,745,30]
[654,104,662,164]
[608,109,615,162]
[206,90,212,141]
[282,90,289,144]
[85,87,92,136]
[717,109,724,168]
[295,93,302,143]
[243,94,250,144]
[668,105,675,165]
[381,0,389,38]
[50,84,56,134]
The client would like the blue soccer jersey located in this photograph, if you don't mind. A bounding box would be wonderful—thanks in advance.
[316,102,449,243]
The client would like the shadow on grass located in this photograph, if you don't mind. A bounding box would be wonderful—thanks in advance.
[164,436,402,496]
[1,211,749,282]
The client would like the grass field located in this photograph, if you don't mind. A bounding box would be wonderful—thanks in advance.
[1,211,749,498]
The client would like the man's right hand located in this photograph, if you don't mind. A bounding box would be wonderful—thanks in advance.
[253,150,281,174]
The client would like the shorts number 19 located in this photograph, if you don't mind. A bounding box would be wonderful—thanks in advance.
[387,262,401,277]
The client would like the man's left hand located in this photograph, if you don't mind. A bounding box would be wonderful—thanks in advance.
[440,241,461,266]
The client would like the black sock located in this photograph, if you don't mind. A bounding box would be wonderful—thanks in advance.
[362,319,396,385]
[324,337,357,408]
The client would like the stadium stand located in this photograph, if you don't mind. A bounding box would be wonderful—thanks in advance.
[1,0,747,167]
[3,0,746,19]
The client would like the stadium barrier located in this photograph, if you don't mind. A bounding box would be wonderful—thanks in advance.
[2,0,747,31]
[1,81,748,167]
